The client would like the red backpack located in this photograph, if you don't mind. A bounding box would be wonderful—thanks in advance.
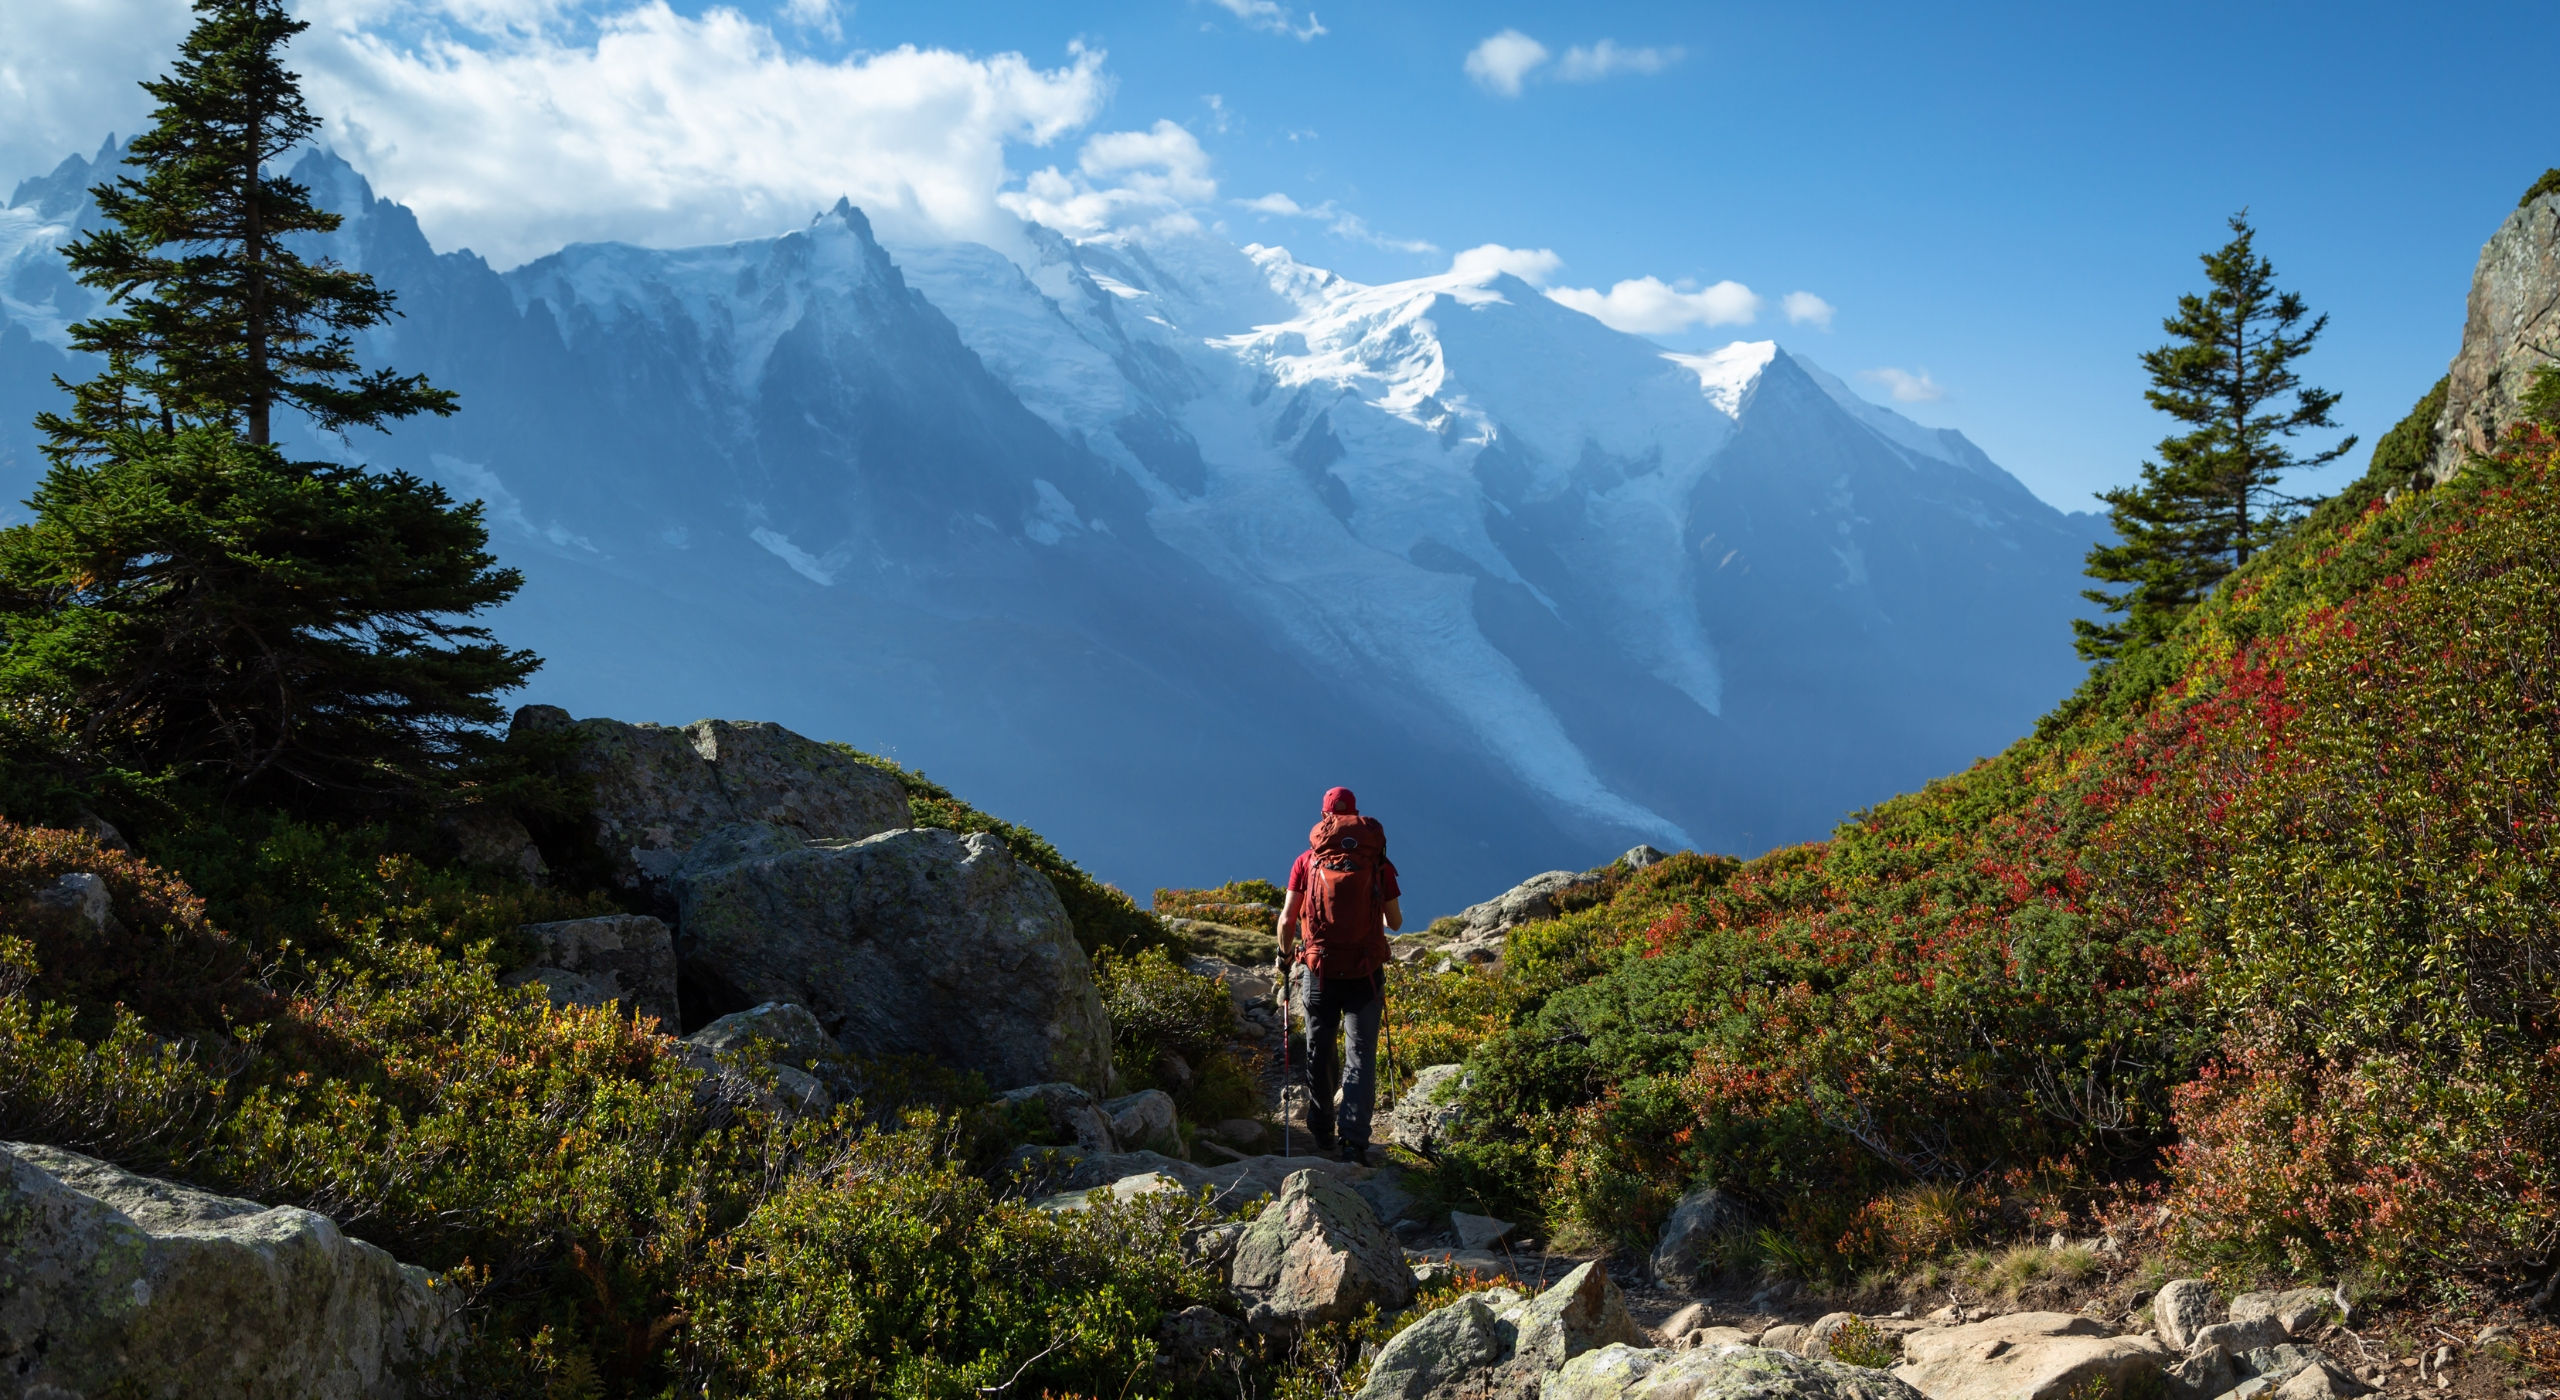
[1300,813,1389,978]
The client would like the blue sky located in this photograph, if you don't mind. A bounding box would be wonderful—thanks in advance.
[6,0,2556,510]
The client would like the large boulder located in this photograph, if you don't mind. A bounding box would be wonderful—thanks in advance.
[1105,1089,1179,1151]
[1457,870,1603,940]
[2153,1278,2218,1352]
[1649,1185,1752,1293]
[2428,184,2560,485]
[1505,1260,1643,1380]
[676,822,1110,1092]
[1893,1313,2169,1400]
[513,707,908,893]
[0,1141,455,1398]
[1544,1343,1924,1400]
[1230,1168,1415,1333]
[1381,1064,1468,1157]
[1355,1291,1514,1400]
[2229,1288,2339,1339]
[503,914,680,1027]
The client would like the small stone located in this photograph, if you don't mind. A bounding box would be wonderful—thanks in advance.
[1215,1118,1266,1146]
[2154,1278,2218,1352]
[1450,1210,1515,1251]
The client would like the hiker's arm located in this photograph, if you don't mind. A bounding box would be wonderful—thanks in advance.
[1275,889,1298,960]
[1383,897,1403,933]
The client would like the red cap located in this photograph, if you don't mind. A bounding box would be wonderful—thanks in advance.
[1322,786,1358,815]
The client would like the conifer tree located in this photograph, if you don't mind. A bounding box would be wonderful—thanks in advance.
[2076,214,2355,662]
[0,0,533,813]
[39,0,453,455]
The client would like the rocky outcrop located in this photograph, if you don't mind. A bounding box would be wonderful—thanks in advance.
[1381,1063,1467,1156]
[0,1141,455,1399]
[1893,1312,2168,1400]
[503,914,679,1027]
[1506,1260,1644,1381]
[513,707,908,894]
[1545,1344,1923,1400]
[1458,870,1603,940]
[1620,845,1668,870]
[1356,1290,1515,1400]
[1230,1168,1415,1333]
[675,821,1110,1092]
[1649,1185,1751,1293]
[2427,186,2560,485]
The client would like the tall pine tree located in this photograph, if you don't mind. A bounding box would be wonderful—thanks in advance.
[2076,214,2355,662]
[0,0,533,816]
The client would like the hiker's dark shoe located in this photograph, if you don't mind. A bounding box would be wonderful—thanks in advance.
[1338,1141,1369,1164]
[1307,1124,1335,1153]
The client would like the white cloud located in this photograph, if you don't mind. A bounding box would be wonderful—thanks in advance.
[1450,243,1564,285]
[1464,30,1550,97]
[780,0,841,42]
[1861,367,1945,402]
[1546,276,1760,334]
[1782,290,1835,329]
[1236,192,1436,254]
[3,0,1117,266]
[1555,40,1683,81]
[1002,120,1216,236]
[1211,0,1326,41]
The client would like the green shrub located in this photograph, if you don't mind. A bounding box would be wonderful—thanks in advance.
[1825,1316,1898,1369]
[1097,944,1238,1102]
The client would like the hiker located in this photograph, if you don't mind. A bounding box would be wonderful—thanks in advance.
[1275,785,1402,1163]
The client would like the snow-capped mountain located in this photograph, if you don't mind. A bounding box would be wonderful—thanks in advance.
[0,144,2104,908]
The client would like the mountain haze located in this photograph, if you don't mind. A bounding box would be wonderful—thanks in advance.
[0,143,2105,910]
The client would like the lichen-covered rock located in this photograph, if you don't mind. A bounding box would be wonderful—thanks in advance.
[512,707,907,893]
[2191,1316,2288,1359]
[1355,1292,1512,1400]
[2429,186,2560,484]
[2166,1347,2237,1400]
[1649,1185,1751,1293]
[1544,1343,1925,1400]
[1506,1260,1643,1379]
[505,914,679,1027]
[0,1141,454,1399]
[1383,1064,1468,1156]
[1457,871,1602,940]
[1230,1168,1414,1333]
[2229,1288,2339,1339]
[2153,1279,2217,1353]
[676,822,1110,1092]
[1894,1313,2169,1400]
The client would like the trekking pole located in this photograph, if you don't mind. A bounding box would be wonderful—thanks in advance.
[1278,961,1292,1158]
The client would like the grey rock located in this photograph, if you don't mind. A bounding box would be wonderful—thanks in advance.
[1801,1313,1861,1360]
[440,806,548,880]
[1893,1312,2169,1400]
[1383,1063,1469,1156]
[2429,187,2560,485]
[1105,1089,1178,1151]
[514,707,907,893]
[1183,1222,1247,1280]
[73,812,130,852]
[1231,1168,1415,1333]
[1215,1118,1267,1147]
[1453,1211,1516,1251]
[1355,1293,1513,1400]
[2229,1288,2339,1339]
[2240,1344,2331,1385]
[1355,1163,1422,1234]
[1759,1325,1809,1356]
[29,872,109,928]
[1457,870,1604,941]
[1620,846,1669,870]
[2154,1278,2218,1353]
[2167,1347,2237,1400]
[1545,1344,1926,1400]
[2193,1316,2288,1359]
[1507,1260,1643,1379]
[1037,1170,1190,1213]
[2268,1355,2370,1399]
[680,1001,838,1115]
[1001,1082,1120,1153]
[677,822,1111,1092]
[1649,1185,1752,1294]
[512,914,679,1026]
[0,1141,455,1399]
[502,965,623,1014]
[1158,1305,1238,1365]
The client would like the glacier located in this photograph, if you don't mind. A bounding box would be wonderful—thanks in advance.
[0,142,2107,910]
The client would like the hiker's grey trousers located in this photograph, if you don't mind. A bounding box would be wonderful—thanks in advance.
[1295,967,1381,1149]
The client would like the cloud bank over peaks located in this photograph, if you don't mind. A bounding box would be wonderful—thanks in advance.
[1452,243,1831,339]
[1232,193,1438,254]
[1465,29,1684,97]
[1005,120,1217,236]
